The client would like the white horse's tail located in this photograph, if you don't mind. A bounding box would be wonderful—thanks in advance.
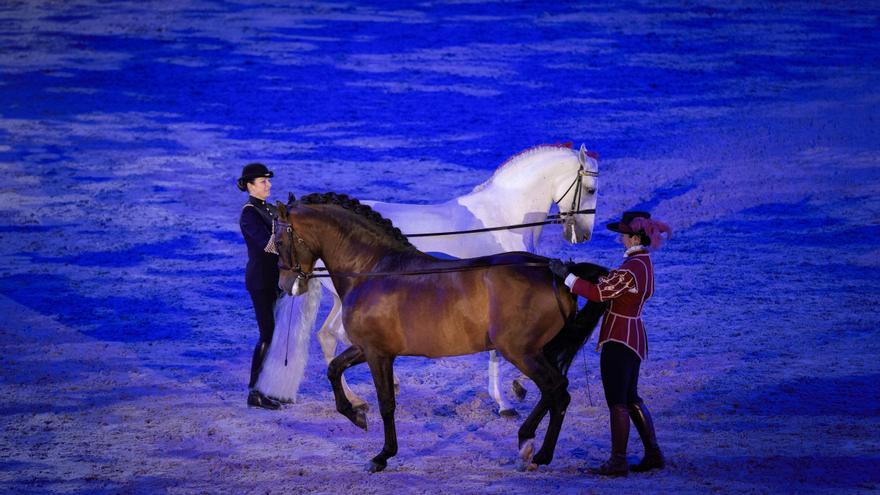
[255,279,322,403]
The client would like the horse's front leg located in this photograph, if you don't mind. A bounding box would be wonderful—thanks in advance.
[488,350,517,417]
[516,394,551,465]
[531,380,570,466]
[364,353,397,473]
[318,298,368,410]
[507,352,570,467]
[327,345,367,430]
[524,354,571,466]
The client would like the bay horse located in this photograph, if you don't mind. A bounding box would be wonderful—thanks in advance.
[274,192,606,472]
[258,143,599,416]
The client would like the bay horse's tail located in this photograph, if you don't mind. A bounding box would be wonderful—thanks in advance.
[542,262,609,375]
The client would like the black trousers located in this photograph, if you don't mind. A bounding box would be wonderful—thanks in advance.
[248,289,278,388]
[600,341,643,407]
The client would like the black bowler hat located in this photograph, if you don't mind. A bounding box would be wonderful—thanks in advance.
[606,211,650,234]
[236,162,273,191]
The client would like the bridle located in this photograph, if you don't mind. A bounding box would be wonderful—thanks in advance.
[552,156,599,232]
[273,217,312,280]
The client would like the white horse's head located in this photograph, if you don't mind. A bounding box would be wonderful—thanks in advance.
[468,143,599,244]
[556,144,599,243]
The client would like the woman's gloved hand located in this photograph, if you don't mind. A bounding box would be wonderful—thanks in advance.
[548,258,569,279]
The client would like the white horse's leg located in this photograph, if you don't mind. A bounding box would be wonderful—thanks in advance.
[317,297,367,409]
[316,296,342,365]
[488,350,517,417]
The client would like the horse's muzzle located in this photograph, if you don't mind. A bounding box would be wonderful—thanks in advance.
[288,273,312,296]
[278,271,308,296]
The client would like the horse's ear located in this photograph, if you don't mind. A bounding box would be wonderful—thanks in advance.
[580,142,599,161]
[288,192,296,205]
[276,201,287,218]
[578,143,587,165]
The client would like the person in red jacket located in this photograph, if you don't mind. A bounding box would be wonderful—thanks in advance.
[550,211,671,476]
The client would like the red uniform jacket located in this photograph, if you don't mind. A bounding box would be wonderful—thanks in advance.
[566,249,654,360]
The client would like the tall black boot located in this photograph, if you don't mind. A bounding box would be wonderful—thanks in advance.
[248,389,281,410]
[247,342,280,410]
[249,341,269,389]
[628,401,664,472]
[589,404,630,476]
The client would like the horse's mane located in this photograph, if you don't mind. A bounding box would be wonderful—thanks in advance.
[472,143,575,193]
[299,192,415,249]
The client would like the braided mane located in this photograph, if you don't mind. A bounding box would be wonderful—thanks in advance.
[300,192,414,249]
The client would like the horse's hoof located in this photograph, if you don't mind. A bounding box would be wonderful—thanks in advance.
[499,408,520,419]
[353,407,368,431]
[518,439,535,462]
[516,457,538,472]
[365,459,386,473]
[352,400,369,411]
[344,405,368,430]
[512,380,527,401]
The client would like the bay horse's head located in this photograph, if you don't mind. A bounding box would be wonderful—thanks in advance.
[274,193,318,296]
[559,144,599,243]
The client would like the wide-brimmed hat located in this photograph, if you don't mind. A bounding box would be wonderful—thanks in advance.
[236,162,273,191]
[606,211,651,234]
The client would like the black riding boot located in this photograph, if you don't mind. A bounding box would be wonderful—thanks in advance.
[589,404,630,476]
[628,401,664,471]
[249,341,269,389]
[247,341,280,410]
[247,389,281,410]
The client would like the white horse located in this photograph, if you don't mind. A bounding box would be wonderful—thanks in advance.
[258,143,599,416]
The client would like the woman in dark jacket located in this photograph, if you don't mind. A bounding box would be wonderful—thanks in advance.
[237,162,282,410]
[550,211,671,476]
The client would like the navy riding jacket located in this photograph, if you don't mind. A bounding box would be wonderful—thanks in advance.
[239,196,280,292]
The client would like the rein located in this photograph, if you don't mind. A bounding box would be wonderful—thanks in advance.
[406,164,598,238]
[275,216,558,279]
[306,261,551,278]
[273,218,553,279]
[404,208,596,238]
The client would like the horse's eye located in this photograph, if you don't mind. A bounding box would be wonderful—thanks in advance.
[586,188,596,194]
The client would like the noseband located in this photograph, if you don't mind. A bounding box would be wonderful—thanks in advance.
[273,217,312,280]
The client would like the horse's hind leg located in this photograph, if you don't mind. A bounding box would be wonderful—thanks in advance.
[364,353,397,473]
[509,353,571,466]
[327,345,368,430]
